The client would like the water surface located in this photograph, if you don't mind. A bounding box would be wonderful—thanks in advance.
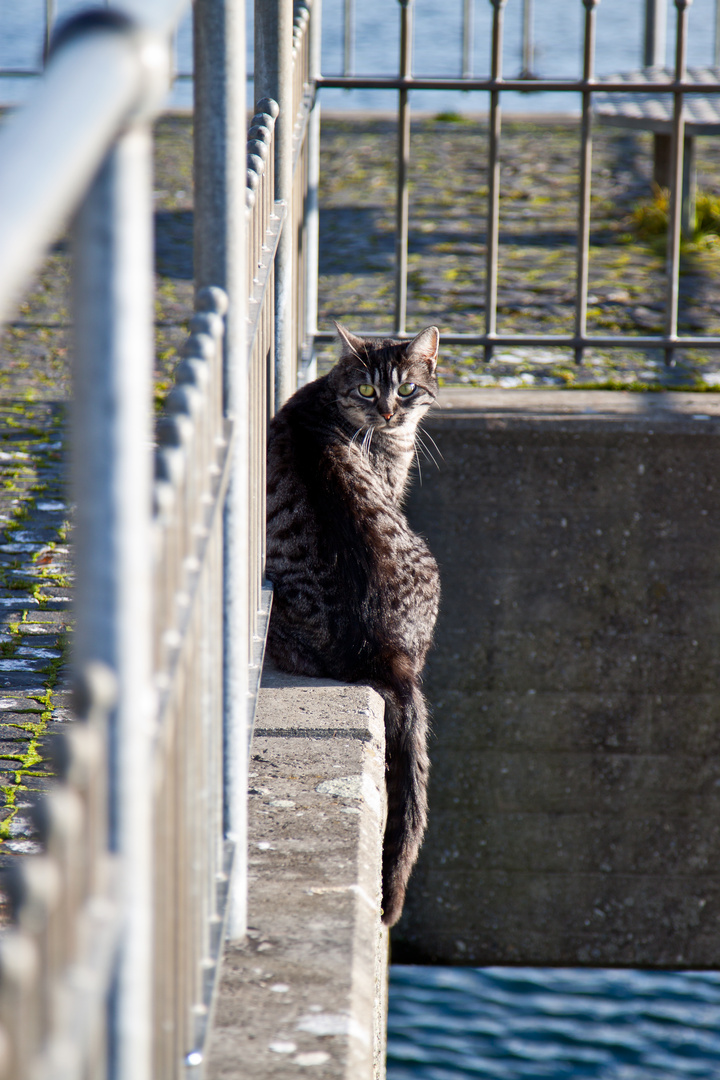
[2,0,719,112]
[388,967,720,1079]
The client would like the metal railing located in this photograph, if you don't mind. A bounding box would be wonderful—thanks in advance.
[315,0,720,367]
[2,664,119,1080]
[254,0,321,400]
[151,287,232,1075]
[292,0,322,383]
[0,1,300,1076]
[246,98,283,723]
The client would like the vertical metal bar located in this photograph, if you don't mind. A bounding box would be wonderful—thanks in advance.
[575,0,599,366]
[304,0,322,381]
[462,0,474,79]
[343,0,355,75]
[484,0,506,362]
[256,0,295,409]
[520,0,534,78]
[644,0,668,66]
[394,0,413,337]
[646,0,670,206]
[193,0,248,940]
[72,122,155,1080]
[268,245,276,426]
[665,0,692,366]
[681,132,697,236]
[43,0,57,65]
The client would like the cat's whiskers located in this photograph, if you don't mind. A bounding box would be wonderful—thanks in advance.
[350,425,366,449]
[415,431,441,470]
[419,426,444,462]
[362,425,375,458]
[414,443,423,486]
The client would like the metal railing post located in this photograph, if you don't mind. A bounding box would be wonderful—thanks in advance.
[645,0,671,227]
[575,0,599,366]
[303,0,322,382]
[520,0,534,78]
[394,0,413,337]
[665,0,693,366]
[255,0,295,409]
[43,0,56,64]
[644,0,668,66]
[193,0,249,941]
[485,0,507,362]
[72,120,156,1080]
[462,0,474,79]
[343,0,355,75]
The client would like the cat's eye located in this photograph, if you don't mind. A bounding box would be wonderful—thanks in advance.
[357,384,375,398]
[397,382,416,397]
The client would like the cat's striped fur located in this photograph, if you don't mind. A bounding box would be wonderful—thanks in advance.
[265,323,441,926]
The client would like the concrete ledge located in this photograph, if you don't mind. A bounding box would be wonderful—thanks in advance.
[207,667,388,1079]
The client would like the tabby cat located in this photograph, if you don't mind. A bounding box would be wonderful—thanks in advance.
[265,323,441,926]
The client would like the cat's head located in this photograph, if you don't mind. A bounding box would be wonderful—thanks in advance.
[331,323,440,437]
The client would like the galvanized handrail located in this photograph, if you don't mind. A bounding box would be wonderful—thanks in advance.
[152,287,232,1074]
[246,99,283,735]
[1,663,119,1080]
[0,13,167,326]
[291,0,322,382]
[0,10,186,1078]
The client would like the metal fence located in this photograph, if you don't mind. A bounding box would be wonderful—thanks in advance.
[315,0,720,367]
[0,0,322,1074]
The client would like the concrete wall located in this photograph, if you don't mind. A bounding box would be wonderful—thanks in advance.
[394,389,720,968]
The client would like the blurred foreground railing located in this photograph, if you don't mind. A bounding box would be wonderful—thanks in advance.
[254,0,320,400]
[151,287,232,1074]
[0,0,295,1074]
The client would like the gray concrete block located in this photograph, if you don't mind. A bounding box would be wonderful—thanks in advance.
[394,389,720,967]
[207,670,388,1079]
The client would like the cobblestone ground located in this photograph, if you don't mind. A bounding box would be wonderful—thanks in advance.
[0,116,194,880]
[1,110,718,875]
[317,114,720,388]
[0,401,71,872]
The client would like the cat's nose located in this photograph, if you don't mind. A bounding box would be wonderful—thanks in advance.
[381,411,393,421]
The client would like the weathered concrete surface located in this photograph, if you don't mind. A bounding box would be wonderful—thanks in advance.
[207,666,388,1079]
[394,388,720,968]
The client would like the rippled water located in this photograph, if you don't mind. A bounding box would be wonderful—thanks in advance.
[2,0,719,112]
[387,968,720,1079]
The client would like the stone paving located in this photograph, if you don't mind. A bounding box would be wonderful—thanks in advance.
[2,110,720,879]
[0,400,71,874]
[0,116,194,882]
[316,113,720,388]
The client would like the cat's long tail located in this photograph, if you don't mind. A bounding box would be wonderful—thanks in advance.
[376,676,430,927]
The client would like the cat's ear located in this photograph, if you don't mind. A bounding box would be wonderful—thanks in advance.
[406,325,440,374]
[335,322,366,358]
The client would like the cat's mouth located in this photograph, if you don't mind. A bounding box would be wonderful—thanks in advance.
[375,416,401,432]
[379,413,412,432]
